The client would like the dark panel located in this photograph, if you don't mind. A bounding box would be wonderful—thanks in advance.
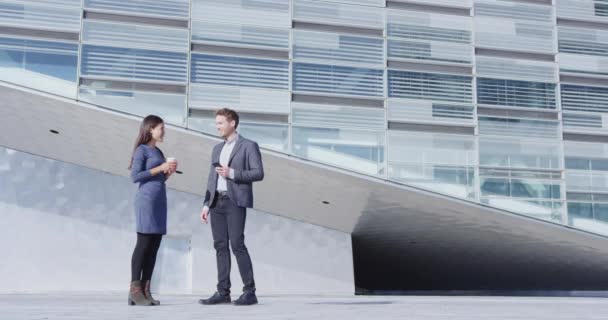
[352,197,608,294]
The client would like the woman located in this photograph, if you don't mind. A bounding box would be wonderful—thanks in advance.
[128,115,177,306]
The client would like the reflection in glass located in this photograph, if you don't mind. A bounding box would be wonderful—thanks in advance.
[482,197,563,223]
[79,83,186,126]
[0,37,77,98]
[568,201,608,236]
[479,137,563,170]
[389,163,476,200]
[292,126,385,176]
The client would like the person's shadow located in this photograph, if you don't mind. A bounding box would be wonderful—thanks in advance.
[309,301,395,305]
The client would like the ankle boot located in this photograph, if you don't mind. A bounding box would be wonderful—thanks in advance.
[143,280,160,305]
[128,280,152,306]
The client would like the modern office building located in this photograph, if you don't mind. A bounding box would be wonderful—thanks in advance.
[3,0,608,295]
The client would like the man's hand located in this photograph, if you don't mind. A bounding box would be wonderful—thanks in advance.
[215,165,231,178]
[200,206,210,224]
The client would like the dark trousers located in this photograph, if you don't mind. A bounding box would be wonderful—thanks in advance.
[210,194,255,295]
[131,233,162,281]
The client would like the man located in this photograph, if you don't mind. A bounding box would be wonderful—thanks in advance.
[198,108,264,306]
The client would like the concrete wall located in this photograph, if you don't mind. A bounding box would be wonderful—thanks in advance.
[0,146,353,294]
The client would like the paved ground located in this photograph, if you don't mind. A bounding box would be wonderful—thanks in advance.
[0,293,607,320]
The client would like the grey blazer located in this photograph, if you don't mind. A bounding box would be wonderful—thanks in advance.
[203,136,264,208]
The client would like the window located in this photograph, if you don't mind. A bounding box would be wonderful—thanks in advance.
[477,78,556,109]
[293,62,384,97]
[191,54,289,90]
[0,37,78,97]
[388,70,473,103]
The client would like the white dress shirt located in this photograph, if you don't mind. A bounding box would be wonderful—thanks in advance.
[203,133,237,211]
[216,134,237,192]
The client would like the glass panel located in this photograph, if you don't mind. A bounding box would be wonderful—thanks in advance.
[561,83,608,114]
[192,0,290,28]
[566,140,608,168]
[559,53,608,77]
[188,116,288,152]
[566,171,608,193]
[509,179,561,199]
[386,10,472,64]
[480,178,510,197]
[477,78,557,109]
[323,0,385,6]
[387,9,472,44]
[388,70,473,103]
[592,159,608,171]
[568,201,608,236]
[293,62,384,97]
[388,98,475,125]
[191,21,290,50]
[292,126,385,176]
[567,193,593,201]
[565,158,591,170]
[0,37,77,98]
[292,103,385,130]
[239,122,289,153]
[388,39,472,65]
[78,81,186,126]
[562,112,607,133]
[557,0,608,23]
[405,0,472,7]
[83,20,189,52]
[481,197,563,222]
[191,54,289,90]
[478,116,561,139]
[479,137,563,170]
[388,131,477,166]
[480,166,564,221]
[596,203,608,223]
[475,18,555,54]
[388,163,476,200]
[293,0,384,29]
[189,84,290,114]
[475,0,555,54]
[17,0,81,7]
[0,1,81,32]
[81,45,188,83]
[84,0,190,19]
[480,170,564,199]
[559,26,608,57]
[594,193,608,202]
[293,30,384,67]
[570,201,596,219]
[476,57,557,82]
[475,0,554,23]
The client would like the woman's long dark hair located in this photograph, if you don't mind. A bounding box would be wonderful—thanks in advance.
[128,115,164,169]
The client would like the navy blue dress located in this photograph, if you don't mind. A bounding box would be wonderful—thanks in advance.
[131,144,167,235]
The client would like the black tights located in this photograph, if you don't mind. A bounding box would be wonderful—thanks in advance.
[131,233,162,281]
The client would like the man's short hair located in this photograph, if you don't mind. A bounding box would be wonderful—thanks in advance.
[215,108,240,129]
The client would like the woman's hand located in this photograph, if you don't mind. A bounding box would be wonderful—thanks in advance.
[152,162,172,176]
[167,160,178,174]
[159,162,172,173]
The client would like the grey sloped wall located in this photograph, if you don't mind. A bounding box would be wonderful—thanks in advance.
[0,146,353,294]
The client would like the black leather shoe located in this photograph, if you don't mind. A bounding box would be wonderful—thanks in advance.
[198,292,231,305]
[233,292,258,306]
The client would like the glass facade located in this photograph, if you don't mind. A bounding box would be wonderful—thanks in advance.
[3,0,608,235]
